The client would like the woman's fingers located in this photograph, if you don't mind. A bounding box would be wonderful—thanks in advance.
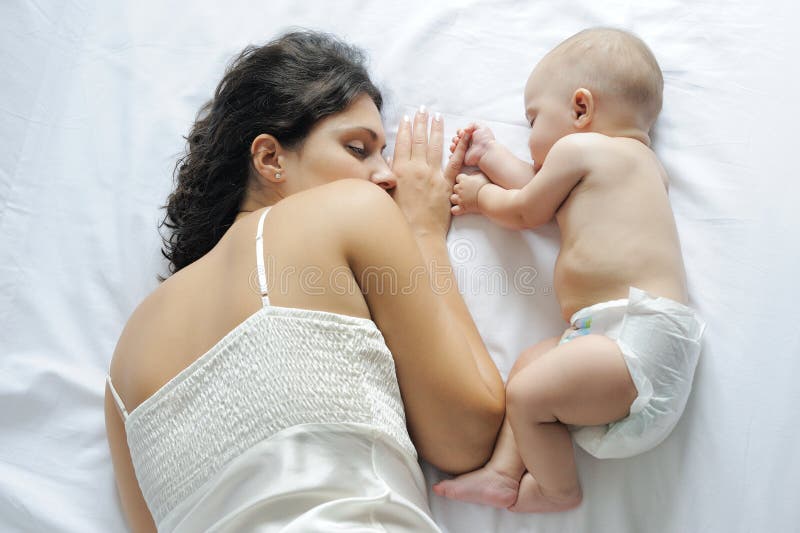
[427,112,443,167]
[393,114,412,163]
[411,106,428,160]
[395,107,450,166]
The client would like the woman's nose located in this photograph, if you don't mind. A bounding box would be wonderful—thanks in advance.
[370,161,396,190]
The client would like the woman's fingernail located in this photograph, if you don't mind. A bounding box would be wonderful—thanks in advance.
[434,112,442,122]
[418,104,426,114]
[403,114,410,123]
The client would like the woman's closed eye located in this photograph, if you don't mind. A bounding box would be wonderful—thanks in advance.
[347,142,367,158]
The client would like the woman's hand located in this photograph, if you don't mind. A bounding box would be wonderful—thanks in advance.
[391,107,468,238]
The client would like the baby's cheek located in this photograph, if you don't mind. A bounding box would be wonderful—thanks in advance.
[527,137,537,160]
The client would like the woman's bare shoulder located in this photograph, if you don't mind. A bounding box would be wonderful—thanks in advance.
[267,179,404,244]
[274,178,398,218]
[108,272,196,409]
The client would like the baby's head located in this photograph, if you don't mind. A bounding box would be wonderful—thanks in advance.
[524,28,663,165]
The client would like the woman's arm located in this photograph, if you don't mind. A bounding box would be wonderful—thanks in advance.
[396,111,505,406]
[342,110,505,473]
[412,231,504,411]
[104,384,157,533]
[343,184,505,474]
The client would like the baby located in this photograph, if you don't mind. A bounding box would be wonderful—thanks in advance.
[433,28,705,513]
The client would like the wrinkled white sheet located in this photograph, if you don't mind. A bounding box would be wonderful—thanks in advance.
[1,1,798,531]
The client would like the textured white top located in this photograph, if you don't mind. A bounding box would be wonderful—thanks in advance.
[108,208,439,531]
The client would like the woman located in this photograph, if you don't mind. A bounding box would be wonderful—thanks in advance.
[105,30,504,532]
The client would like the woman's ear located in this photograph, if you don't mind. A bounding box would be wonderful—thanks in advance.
[250,134,286,184]
[572,88,594,129]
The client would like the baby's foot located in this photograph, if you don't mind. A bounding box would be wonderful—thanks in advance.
[464,124,495,166]
[450,124,495,167]
[449,124,477,156]
[507,472,582,513]
[432,466,519,508]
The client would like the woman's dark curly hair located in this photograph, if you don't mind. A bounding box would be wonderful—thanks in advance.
[158,30,383,280]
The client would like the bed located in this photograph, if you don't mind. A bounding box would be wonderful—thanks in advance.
[1,1,798,531]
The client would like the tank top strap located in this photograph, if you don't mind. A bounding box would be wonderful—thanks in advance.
[255,207,273,307]
[106,375,129,420]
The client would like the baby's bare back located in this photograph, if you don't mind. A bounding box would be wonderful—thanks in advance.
[553,134,687,322]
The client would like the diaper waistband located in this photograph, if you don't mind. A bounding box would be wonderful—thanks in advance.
[569,297,628,326]
[569,287,703,339]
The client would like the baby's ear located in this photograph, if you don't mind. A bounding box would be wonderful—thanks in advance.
[572,88,594,129]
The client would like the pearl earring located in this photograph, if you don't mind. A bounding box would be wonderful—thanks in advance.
[275,172,282,180]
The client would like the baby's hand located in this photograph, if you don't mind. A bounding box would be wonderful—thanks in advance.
[450,124,496,167]
[451,172,490,215]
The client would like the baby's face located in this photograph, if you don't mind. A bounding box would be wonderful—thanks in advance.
[523,63,576,171]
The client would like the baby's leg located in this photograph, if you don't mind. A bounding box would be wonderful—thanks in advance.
[506,334,637,513]
[432,337,560,508]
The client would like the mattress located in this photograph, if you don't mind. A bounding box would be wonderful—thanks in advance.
[1,1,798,531]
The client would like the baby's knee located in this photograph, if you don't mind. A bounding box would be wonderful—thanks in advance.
[506,373,557,423]
[508,337,560,380]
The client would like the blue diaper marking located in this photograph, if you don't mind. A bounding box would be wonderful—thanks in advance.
[559,316,592,345]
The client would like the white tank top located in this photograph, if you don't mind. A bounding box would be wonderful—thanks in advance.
[107,207,440,532]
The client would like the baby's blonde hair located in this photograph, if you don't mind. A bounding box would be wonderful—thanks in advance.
[546,27,664,127]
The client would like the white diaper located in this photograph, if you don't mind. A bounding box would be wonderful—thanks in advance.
[561,287,706,459]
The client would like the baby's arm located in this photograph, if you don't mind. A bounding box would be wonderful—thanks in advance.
[478,142,536,191]
[451,124,534,190]
[452,135,587,230]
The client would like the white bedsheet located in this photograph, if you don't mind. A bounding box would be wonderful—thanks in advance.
[1,1,799,531]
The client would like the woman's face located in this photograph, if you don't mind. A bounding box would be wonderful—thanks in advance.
[281,94,395,192]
